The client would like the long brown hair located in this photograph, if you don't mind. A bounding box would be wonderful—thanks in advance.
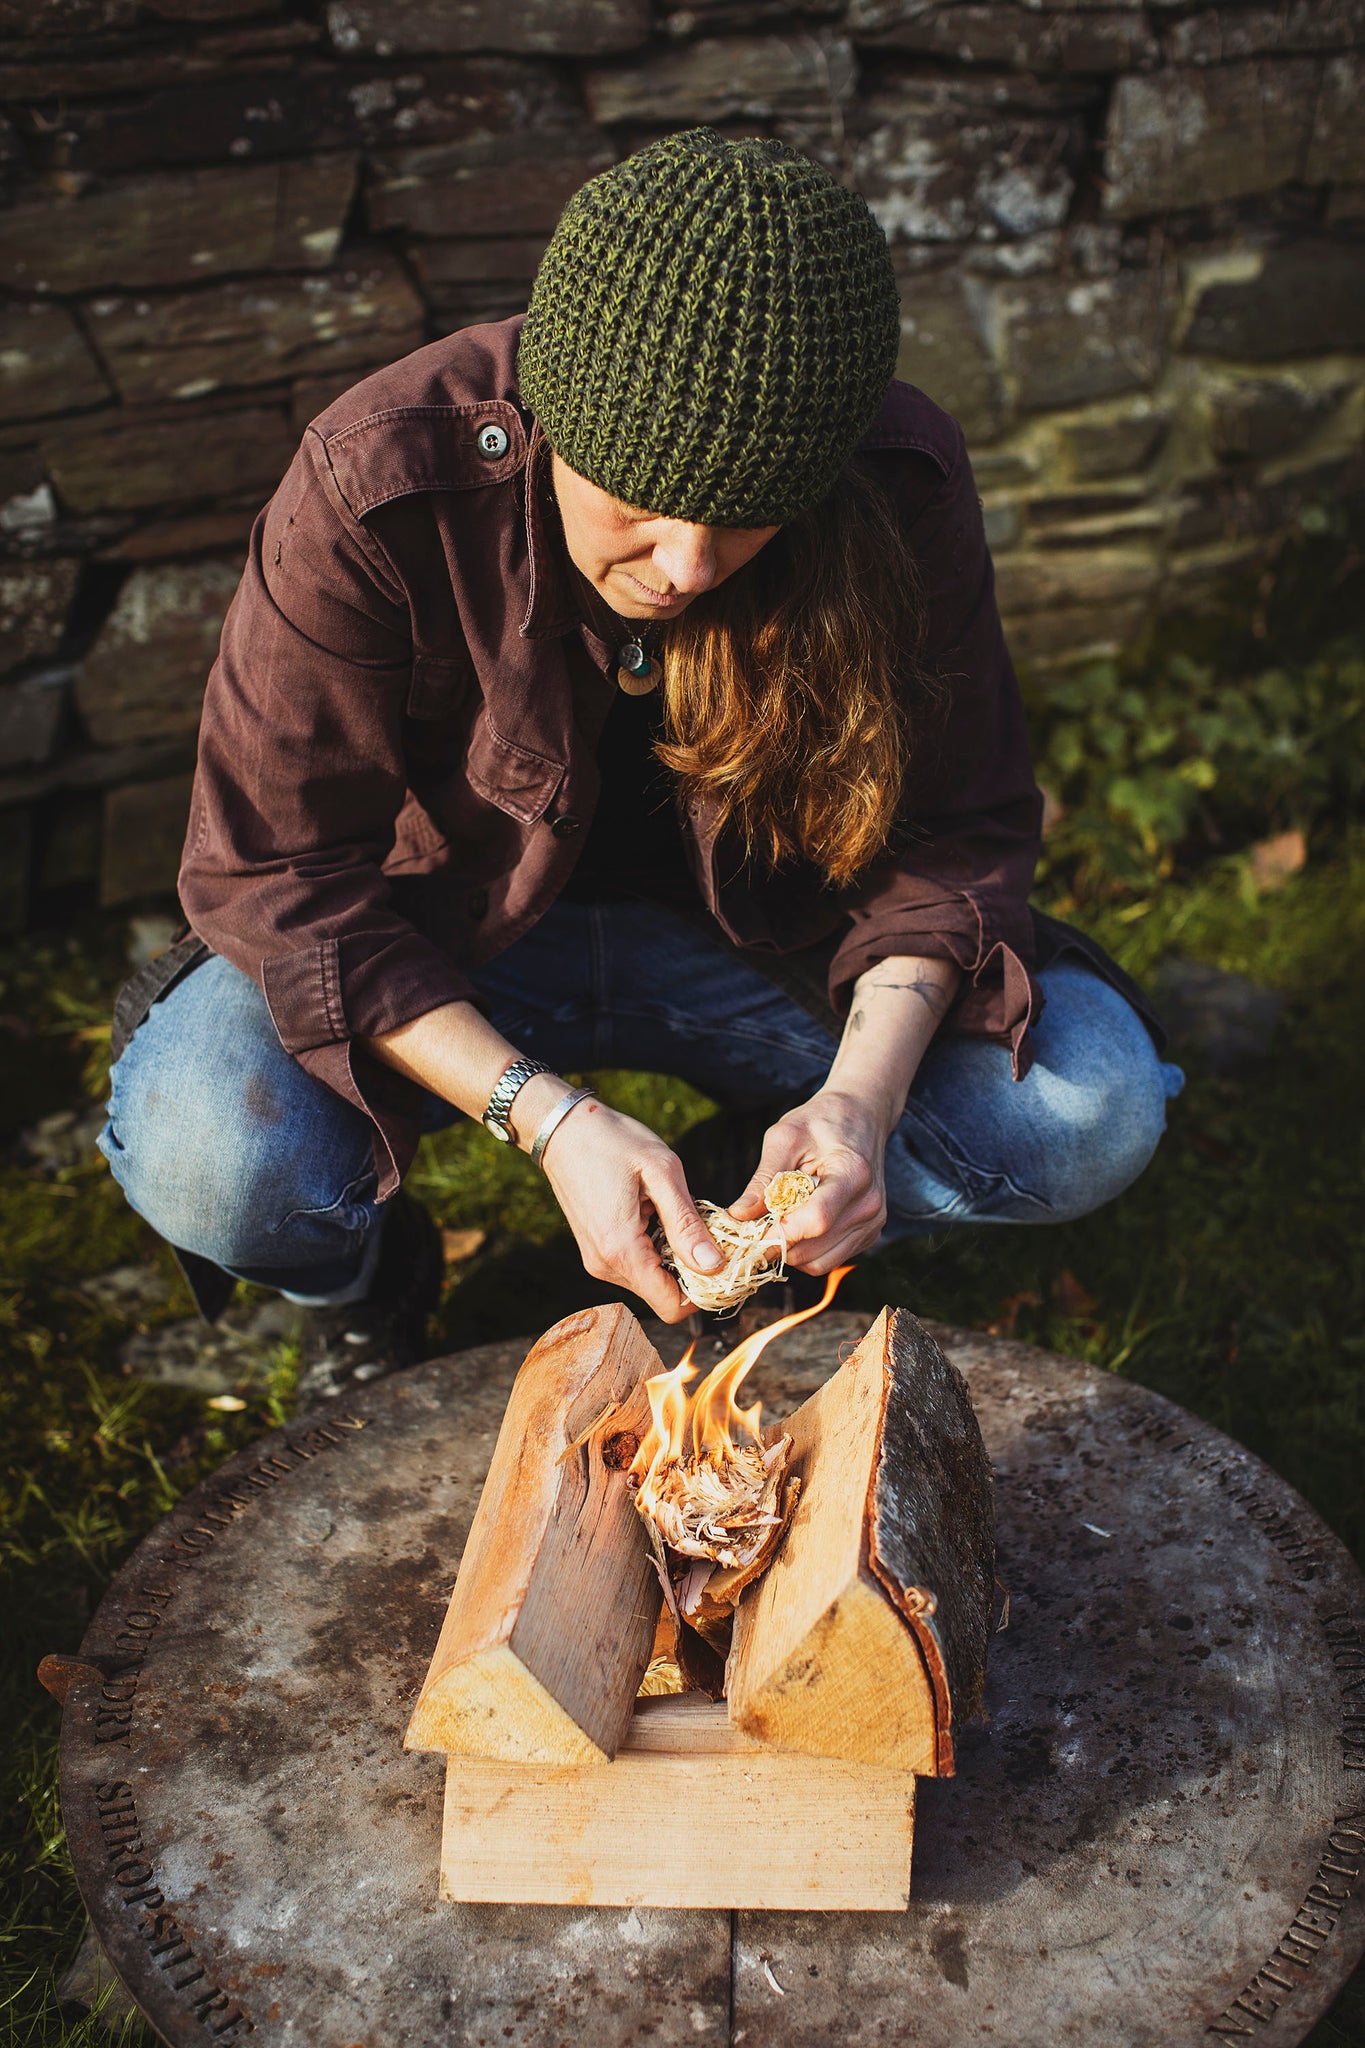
[656,462,930,888]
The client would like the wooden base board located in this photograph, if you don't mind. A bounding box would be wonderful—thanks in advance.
[439,1694,916,1910]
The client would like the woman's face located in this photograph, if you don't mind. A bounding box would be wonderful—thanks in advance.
[551,451,780,620]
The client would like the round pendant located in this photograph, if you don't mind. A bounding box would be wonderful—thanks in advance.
[617,658,662,696]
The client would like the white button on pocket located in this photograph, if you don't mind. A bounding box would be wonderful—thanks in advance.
[477,421,510,459]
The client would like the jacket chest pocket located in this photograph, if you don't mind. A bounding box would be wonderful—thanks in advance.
[465,712,564,826]
[407,649,476,722]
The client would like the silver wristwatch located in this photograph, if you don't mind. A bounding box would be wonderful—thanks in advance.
[481,1058,553,1144]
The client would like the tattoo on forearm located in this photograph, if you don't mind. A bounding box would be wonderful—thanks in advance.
[857,975,952,1020]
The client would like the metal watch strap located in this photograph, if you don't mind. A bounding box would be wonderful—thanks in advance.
[480,1057,553,1144]
[529,1086,597,1171]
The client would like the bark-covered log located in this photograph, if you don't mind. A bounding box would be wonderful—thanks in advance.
[727,1308,994,1775]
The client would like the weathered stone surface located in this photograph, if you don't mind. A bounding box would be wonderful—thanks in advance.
[1059,402,1171,478]
[100,770,194,905]
[659,0,847,26]
[1166,1,1365,64]
[895,270,1007,442]
[1208,376,1343,463]
[145,0,282,14]
[409,280,529,325]
[0,736,192,812]
[1001,596,1149,665]
[34,791,102,897]
[0,807,31,935]
[981,495,1022,549]
[972,449,1041,489]
[101,507,257,562]
[1024,486,1150,521]
[1182,242,1365,359]
[42,57,585,176]
[855,80,1080,242]
[0,304,109,423]
[289,371,369,434]
[1171,455,1356,543]
[85,258,426,407]
[1161,535,1277,606]
[0,670,67,768]
[851,3,1158,73]
[325,0,652,57]
[76,560,239,747]
[0,559,79,675]
[409,234,549,288]
[0,156,358,295]
[1000,268,1173,410]
[0,0,136,33]
[367,132,614,237]
[994,544,1160,612]
[408,236,546,315]
[1327,183,1365,223]
[45,406,294,513]
[583,33,855,124]
[0,24,319,99]
[1303,53,1365,186]
[1153,955,1286,1068]
[1103,62,1319,217]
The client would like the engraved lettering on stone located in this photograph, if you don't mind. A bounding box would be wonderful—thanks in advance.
[1207,1810,1364,2033]
[92,1784,253,2035]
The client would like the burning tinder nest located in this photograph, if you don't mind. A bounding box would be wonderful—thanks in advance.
[659,1170,817,1315]
[630,1266,851,1655]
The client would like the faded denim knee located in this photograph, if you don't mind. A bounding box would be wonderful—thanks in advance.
[100,952,378,1275]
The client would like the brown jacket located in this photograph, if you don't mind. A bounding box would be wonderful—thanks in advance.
[179,316,1045,1196]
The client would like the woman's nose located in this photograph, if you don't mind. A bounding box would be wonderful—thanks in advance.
[651,522,717,596]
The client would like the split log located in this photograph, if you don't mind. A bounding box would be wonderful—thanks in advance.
[405,1304,663,1765]
[726,1308,994,1775]
[440,1693,915,1909]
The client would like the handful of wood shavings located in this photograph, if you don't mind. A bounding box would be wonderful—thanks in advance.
[662,1170,817,1314]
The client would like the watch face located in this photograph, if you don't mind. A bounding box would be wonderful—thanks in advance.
[482,1114,512,1142]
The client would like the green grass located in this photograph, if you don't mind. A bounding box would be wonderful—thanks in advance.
[3,704,1364,2038]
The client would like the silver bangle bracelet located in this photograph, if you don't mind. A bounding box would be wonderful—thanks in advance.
[529,1085,597,1172]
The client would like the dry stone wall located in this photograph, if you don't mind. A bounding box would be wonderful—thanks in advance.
[1,0,1362,928]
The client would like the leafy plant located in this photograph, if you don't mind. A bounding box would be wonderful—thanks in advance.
[1032,640,1365,900]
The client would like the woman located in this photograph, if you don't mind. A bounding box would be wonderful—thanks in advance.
[101,129,1181,1355]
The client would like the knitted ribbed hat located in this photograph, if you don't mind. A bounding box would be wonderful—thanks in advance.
[517,128,900,527]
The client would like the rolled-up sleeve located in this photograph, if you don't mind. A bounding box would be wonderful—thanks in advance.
[179,432,474,1190]
[829,428,1044,1074]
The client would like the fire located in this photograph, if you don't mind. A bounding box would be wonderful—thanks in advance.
[630,1265,853,1546]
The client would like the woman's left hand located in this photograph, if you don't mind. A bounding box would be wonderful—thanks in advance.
[727,1087,890,1273]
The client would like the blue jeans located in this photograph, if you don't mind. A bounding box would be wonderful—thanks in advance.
[100,899,1183,1303]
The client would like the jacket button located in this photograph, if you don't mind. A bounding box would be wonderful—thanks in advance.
[467,888,489,919]
[551,814,581,839]
[476,421,510,459]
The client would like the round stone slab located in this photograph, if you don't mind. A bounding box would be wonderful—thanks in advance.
[58,1315,1365,2048]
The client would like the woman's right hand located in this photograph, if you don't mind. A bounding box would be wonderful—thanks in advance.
[539,1096,724,1323]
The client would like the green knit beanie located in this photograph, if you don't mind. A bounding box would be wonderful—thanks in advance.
[517,128,900,527]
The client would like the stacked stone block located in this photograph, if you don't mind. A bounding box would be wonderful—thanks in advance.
[1,0,1362,928]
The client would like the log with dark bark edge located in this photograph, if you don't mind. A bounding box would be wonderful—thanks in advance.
[726,1308,994,1775]
[404,1303,663,1765]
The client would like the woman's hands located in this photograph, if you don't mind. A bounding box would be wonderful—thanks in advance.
[362,1000,721,1323]
[728,952,964,1274]
[362,950,962,1318]
[539,1095,724,1322]
[729,1088,890,1271]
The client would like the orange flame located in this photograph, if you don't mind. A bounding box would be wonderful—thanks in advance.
[631,1266,853,1514]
